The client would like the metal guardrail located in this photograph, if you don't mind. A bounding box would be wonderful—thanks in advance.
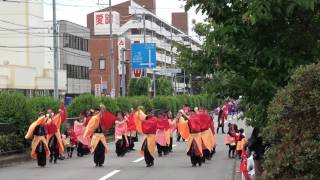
[0,123,17,134]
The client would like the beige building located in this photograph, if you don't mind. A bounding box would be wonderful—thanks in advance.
[0,0,66,96]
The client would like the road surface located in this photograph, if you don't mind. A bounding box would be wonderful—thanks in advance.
[0,117,250,180]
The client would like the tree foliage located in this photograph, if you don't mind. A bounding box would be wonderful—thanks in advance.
[67,94,99,117]
[178,0,320,128]
[128,77,151,96]
[263,63,320,179]
[155,77,173,96]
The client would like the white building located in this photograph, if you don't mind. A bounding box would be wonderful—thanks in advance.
[45,20,91,96]
[0,0,66,96]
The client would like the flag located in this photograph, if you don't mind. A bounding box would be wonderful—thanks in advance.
[59,102,67,122]
[100,111,116,131]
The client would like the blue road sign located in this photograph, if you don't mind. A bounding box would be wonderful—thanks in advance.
[131,43,156,69]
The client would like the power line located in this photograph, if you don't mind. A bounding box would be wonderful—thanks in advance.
[0,19,48,30]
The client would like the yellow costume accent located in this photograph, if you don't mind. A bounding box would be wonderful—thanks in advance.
[186,133,203,157]
[90,133,108,153]
[31,136,50,159]
[140,134,156,158]
[177,117,190,140]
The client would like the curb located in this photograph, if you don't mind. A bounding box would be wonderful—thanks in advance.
[0,151,31,168]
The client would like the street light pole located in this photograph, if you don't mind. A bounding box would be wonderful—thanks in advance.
[109,0,115,97]
[121,48,126,96]
[143,12,147,77]
[52,0,58,99]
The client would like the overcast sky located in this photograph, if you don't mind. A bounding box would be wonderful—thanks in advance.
[43,0,206,38]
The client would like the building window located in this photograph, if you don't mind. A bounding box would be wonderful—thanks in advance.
[131,28,141,35]
[63,33,69,48]
[99,59,106,70]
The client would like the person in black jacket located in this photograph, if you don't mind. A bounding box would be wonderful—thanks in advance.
[248,128,265,180]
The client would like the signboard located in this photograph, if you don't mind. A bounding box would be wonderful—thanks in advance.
[94,11,120,35]
[100,81,107,95]
[155,68,182,74]
[131,43,156,69]
[95,84,101,97]
[110,88,116,97]
[133,69,142,78]
[118,38,126,75]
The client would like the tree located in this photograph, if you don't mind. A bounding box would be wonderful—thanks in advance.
[263,63,320,179]
[128,77,151,96]
[155,77,173,96]
[178,0,320,128]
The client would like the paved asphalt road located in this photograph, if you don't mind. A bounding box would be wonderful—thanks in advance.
[0,116,251,180]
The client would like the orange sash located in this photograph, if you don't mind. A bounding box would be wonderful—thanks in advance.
[84,115,100,138]
[140,134,156,158]
[90,133,108,154]
[201,129,213,151]
[25,116,46,140]
[186,133,203,157]
[46,130,64,156]
[134,110,145,134]
[177,117,190,140]
[31,136,50,159]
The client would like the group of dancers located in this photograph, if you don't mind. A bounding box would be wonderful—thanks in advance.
[25,102,218,168]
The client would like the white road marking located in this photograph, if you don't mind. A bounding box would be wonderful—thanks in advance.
[132,157,144,163]
[98,170,120,180]
[172,144,177,147]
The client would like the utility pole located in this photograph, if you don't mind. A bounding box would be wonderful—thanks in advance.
[109,0,115,97]
[183,69,186,94]
[52,0,58,99]
[153,70,156,97]
[143,12,147,77]
[121,48,126,96]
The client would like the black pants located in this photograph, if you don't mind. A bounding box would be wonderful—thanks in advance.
[128,136,135,150]
[67,147,74,158]
[177,132,185,142]
[216,124,225,134]
[203,149,211,160]
[94,141,105,166]
[169,137,173,152]
[228,145,236,158]
[49,136,59,163]
[142,139,154,166]
[36,141,46,167]
[115,136,127,157]
[77,142,84,156]
[187,140,202,166]
[156,143,168,156]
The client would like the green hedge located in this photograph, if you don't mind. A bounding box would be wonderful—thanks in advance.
[66,94,217,115]
[67,93,99,117]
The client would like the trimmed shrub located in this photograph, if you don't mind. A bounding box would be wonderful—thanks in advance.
[152,96,172,111]
[0,92,30,136]
[155,77,173,96]
[67,94,99,117]
[116,97,133,112]
[128,78,138,96]
[0,133,24,153]
[263,63,320,179]
[128,77,151,96]
[28,96,60,120]
[99,96,119,114]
